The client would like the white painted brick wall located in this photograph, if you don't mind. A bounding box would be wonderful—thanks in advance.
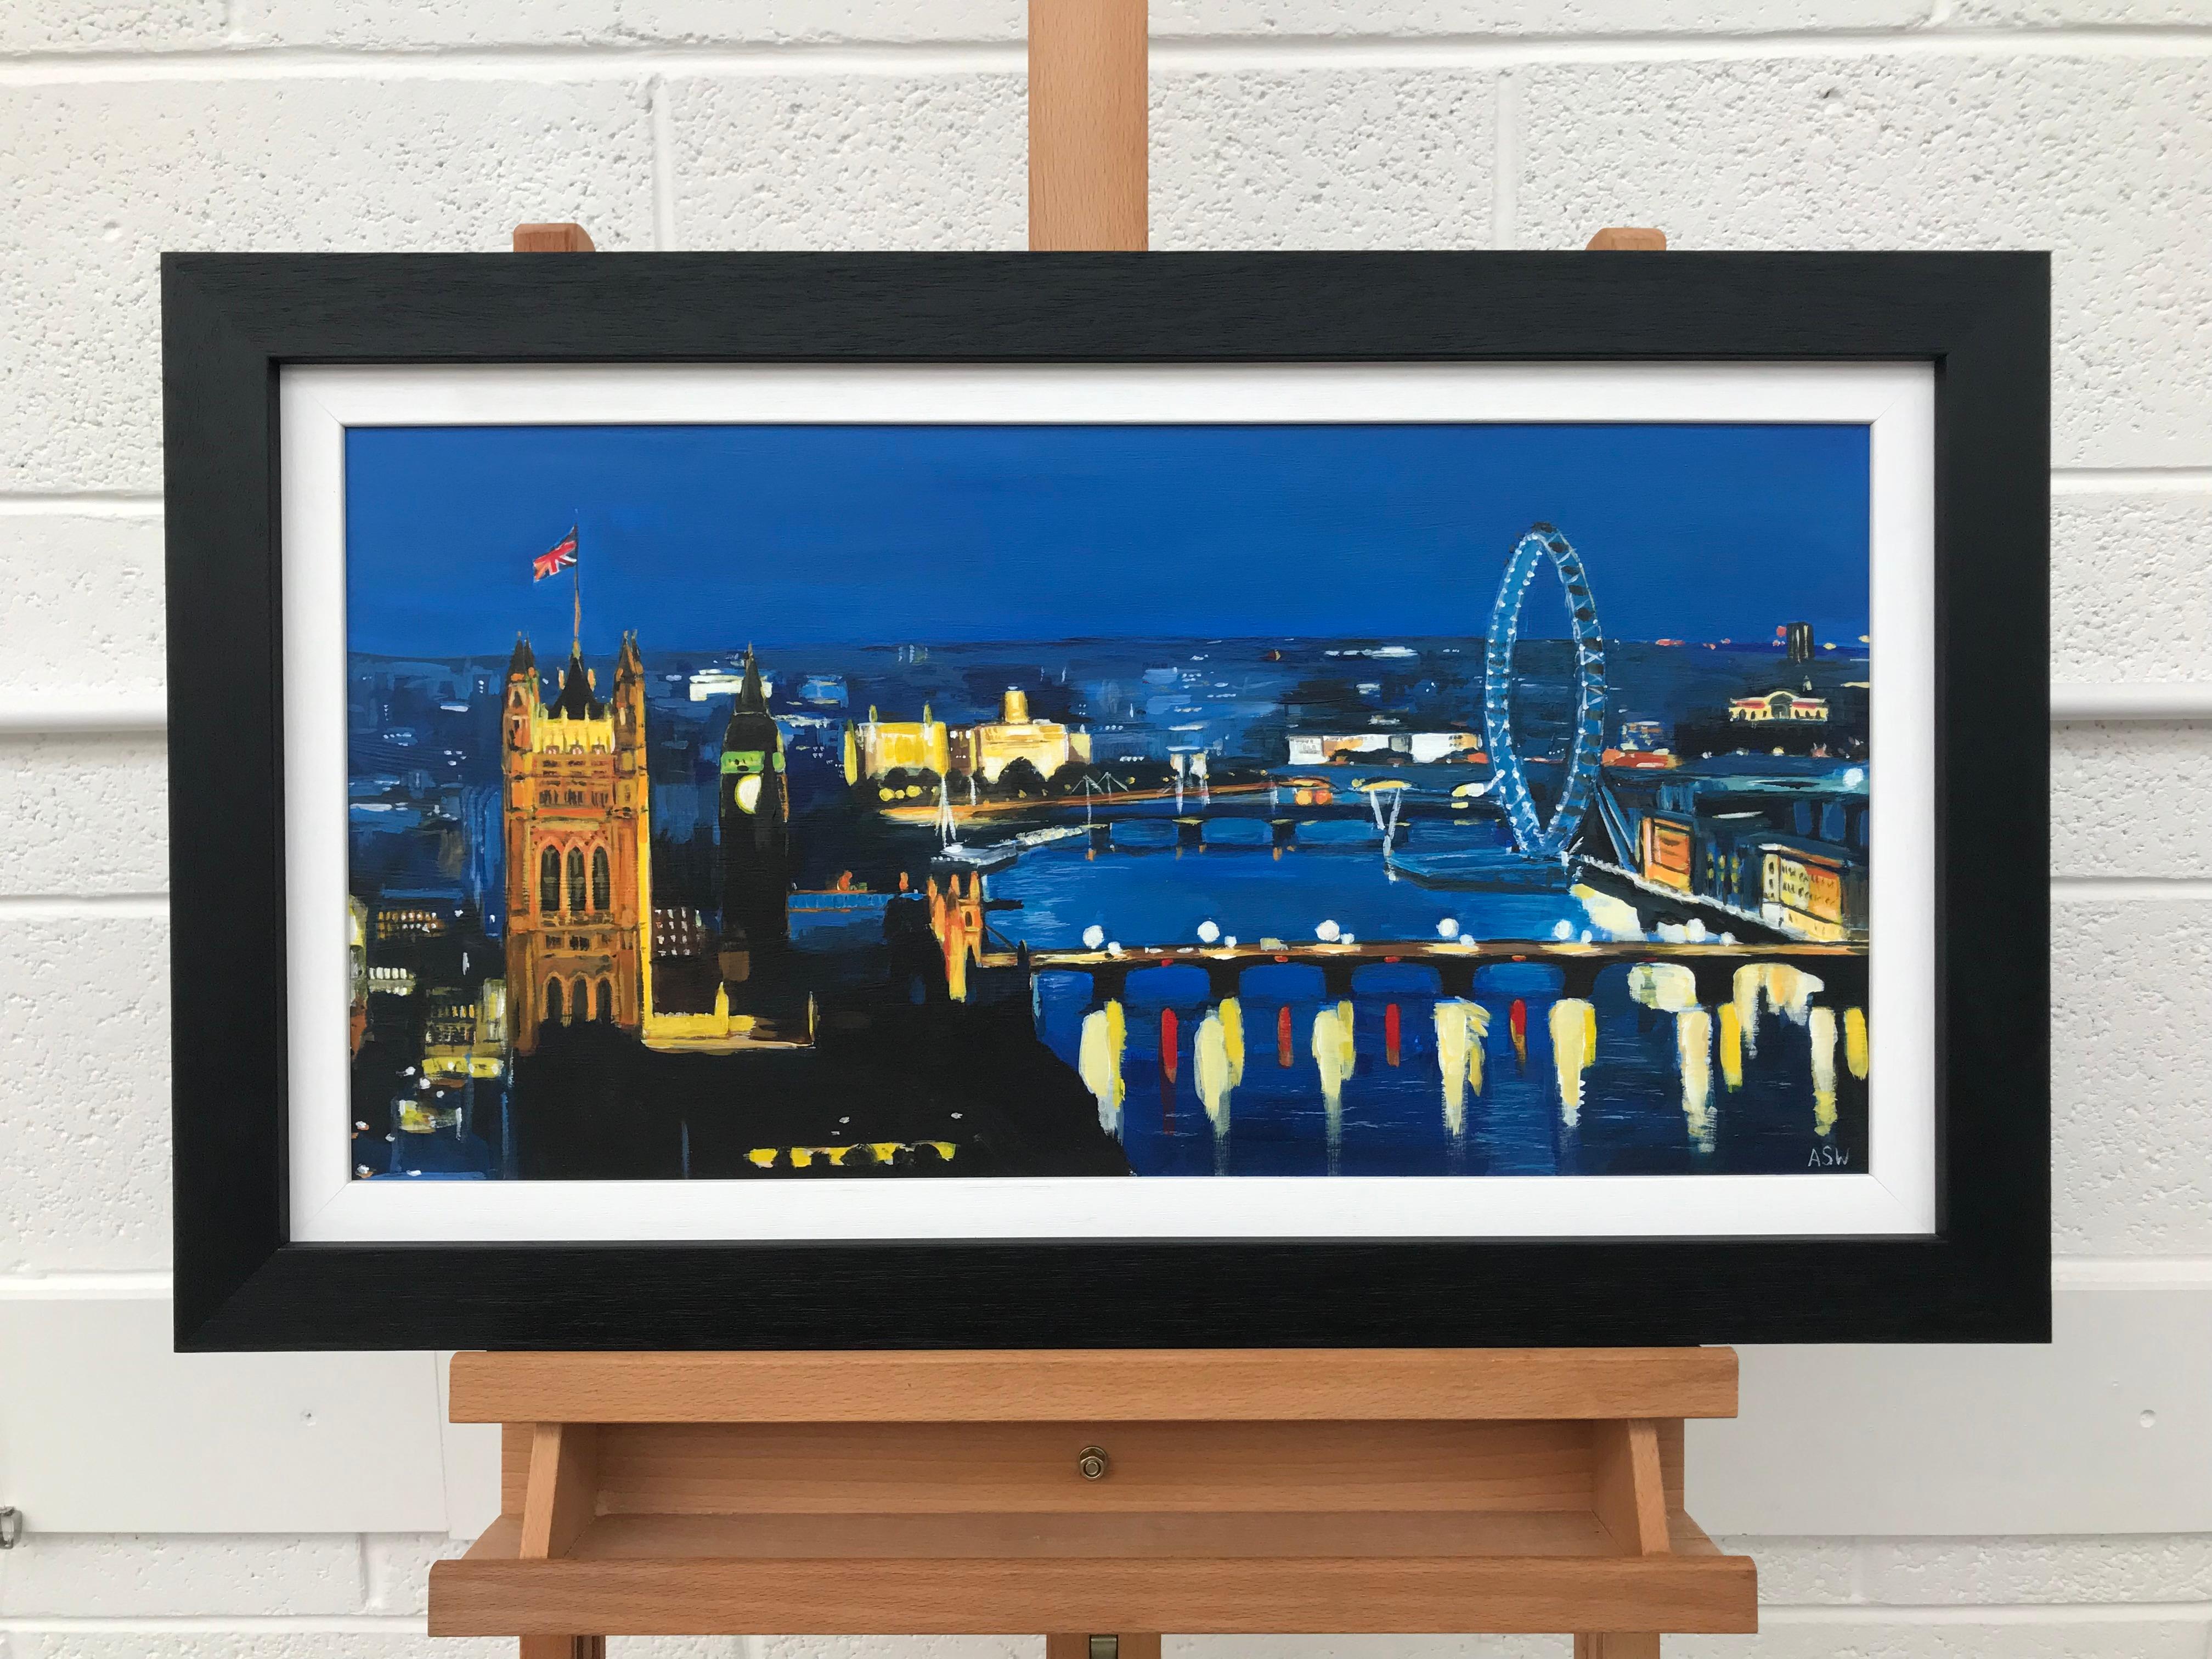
[0,3,2207,1657]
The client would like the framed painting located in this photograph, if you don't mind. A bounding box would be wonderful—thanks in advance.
[162,251,2049,1349]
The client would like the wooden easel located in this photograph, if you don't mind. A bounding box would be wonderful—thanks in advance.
[456,5,1734,1654]
[431,1348,1753,1658]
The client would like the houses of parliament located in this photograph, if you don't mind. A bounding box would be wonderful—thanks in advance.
[500,631,794,1055]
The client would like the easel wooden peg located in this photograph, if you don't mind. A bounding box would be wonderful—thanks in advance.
[1587,227,1668,250]
[512,223,596,253]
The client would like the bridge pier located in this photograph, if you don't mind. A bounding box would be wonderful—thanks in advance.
[1269,818,1296,848]
[1689,959,1740,1008]
[1558,958,1605,1001]
[1436,957,1480,999]
[1085,960,1131,1002]
[1201,958,1243,1003]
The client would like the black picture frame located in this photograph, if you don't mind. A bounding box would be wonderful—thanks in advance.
[163,251,2050,1351]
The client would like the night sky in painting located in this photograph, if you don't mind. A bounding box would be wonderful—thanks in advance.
[345,422,1870,656]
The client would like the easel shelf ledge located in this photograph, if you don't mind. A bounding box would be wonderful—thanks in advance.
[449,1346,1740,1425]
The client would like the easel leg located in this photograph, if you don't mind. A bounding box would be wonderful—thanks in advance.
[1574,1635,1659,1659]
[520,1638,603,1659]
[1048,1637,1162,1659]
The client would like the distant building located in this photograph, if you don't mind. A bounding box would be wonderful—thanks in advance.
[846,705,951,781]
[421,980,508,1084]
[1594,761,1868,940]
[347,896,370,1057]
[374,882,465,942]
[690,666,774,702]
[1286,730,1485,765]
[1728,690,1829,724]
[1784,622,1815,663]
[950,688,1093,784]
[799,674,848,707]
[653,906,710,960]
[1617,719,1667,752]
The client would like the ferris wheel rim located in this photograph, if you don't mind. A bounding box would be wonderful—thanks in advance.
[1480,523,1609,858]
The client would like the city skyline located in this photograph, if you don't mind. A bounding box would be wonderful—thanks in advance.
[345,421,1872,658]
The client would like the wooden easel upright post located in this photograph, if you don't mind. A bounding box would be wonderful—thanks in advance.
[469,9,1750,1656]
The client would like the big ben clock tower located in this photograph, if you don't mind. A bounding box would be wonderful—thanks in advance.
[715,647,791,1010]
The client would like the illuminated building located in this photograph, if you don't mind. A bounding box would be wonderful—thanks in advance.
[845,704,951,782]
[1286,731,1485,766]
[347,896,369,1057]
[949,687,1093,783]
[421,979,509,1083]
[500,631,653,1053]
[1728,690,1830,724]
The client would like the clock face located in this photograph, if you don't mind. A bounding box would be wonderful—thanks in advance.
[733,772,762,815]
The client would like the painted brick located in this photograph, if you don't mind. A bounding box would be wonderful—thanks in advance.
[667,67,1492,253]
[0,734,168,896]
[1863,1534,2212,1604]
[1666,1616,2212,1659]
[761,1642,1038,1659]
[0,514,166,703]
[1153,0,1927,28]
[3,81,657,495]
[0,1533,365,1617]
[2052,896,2212,1255]
[13,1638,724,1659]
[1951,0,2212,20]
[1171,1640,1565,1659]
[0,0,225,52]
[2053,723,2212,879]
[231,0,1015,47]
[1154,70,1495,249]
[1513,54,2212,468]
[14,1637,512,1659]
[1713,1536,1860,1604]
[360,1533,469,1616]
[0,913,170,1272]
[2052,489,2212,685]
[223,0,1927,48]
[666,74,1025,250]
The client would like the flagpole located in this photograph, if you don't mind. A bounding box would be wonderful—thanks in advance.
[571,516,582,654]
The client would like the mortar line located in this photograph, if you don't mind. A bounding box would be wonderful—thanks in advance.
[1491,69,1520,251]
[6,27,2212,86]
[649,74,677,251]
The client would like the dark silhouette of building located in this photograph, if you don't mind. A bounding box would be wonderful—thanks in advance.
[716,647,791,1006]
[1784,621,1815,663]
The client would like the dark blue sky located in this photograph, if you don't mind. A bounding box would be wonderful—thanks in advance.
[345,422,1869,657]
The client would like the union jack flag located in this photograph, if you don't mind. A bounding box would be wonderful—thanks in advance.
[532,526,578,582]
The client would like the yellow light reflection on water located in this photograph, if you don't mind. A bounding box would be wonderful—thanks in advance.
[1433,997,1491,1139]
[1718,1002,1744,1091]
[1809,1004,1838,1137]
[1677,1006,1716,1153]
[1550,997,1595,1125]
[1077,998,1126,1135]
[1313,1001,1357,1170]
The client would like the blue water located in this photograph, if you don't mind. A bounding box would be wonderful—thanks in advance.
[988,838,1573,954]
[989,837,1865,1178]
